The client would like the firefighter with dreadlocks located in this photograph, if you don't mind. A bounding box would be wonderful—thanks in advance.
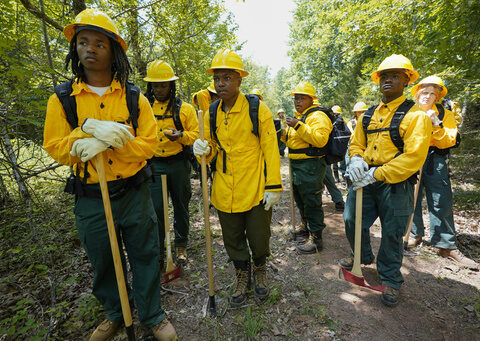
[43,9,176,340]
[144,60,199,266]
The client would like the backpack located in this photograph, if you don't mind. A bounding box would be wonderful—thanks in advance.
[286,107,352,164]
[208,94,260,173]
[362,99,415,155]
[54,80,140,134]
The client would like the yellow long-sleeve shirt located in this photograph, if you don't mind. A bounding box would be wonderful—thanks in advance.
[202,93,282,213]
[430,105,457,149]
[349,95,432,184]
[151,99,199,157]
[43,79,158,184]
[281,105,333,160]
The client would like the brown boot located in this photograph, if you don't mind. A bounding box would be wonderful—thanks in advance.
[438,248,479,270]
[175,246,187,265]
[339,256,374,271]
[290,224,309,244]
[381,286,399,307]
[407,237,423,248]
[231,260,251,307]
[151,318,177,341]
[252,258,268,300]
[89,319,121,341]
[296,232,323,254]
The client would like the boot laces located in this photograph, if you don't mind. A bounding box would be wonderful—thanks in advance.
[234,268,249,296]
[253,264,266,288]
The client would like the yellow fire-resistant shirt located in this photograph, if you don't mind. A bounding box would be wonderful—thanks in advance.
[281,105,333,160]
[192,89,212,114]
[429,105,457,149]
[43,79,158,184]
[349,95,432,184]
[202,93,283,213]
[152,99,199,157]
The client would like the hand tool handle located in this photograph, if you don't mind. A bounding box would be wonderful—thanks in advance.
[352,187,363,277]
[198,110,215,297]
[404,169,423,242]
[161,174,175,272]
[289,159,296,231]
[95,153,135,338]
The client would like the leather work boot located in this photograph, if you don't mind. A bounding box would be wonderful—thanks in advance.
[175,246,187,265]
[89,319,121,341]
[252,258,268,300]
[407,237,423,248]
[296,232,323,254]
[339,256,375,271]
[381,286,399,307]
[438,248,479,270]
[231,260,251,307]
[290,223,309,244]
[151,318,177,340]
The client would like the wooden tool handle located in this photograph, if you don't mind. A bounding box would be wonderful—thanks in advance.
[198,110,215,296]
[289,159,295,229]
[161,174,175,272]
[404,168,423,240]
[95,153,133,328]
[352,187,363,277]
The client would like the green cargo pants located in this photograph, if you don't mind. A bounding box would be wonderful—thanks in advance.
[411,153,456,249]
[324,165,344,204]
[343,180,414,289]
[75,181,165,327]
[217,203,272,262]
[149,156,192,250]
[291,157,327,233]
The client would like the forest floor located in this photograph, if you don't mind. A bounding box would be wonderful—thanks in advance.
[1,157,479,340]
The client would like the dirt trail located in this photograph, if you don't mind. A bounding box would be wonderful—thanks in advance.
[114,158,479,341]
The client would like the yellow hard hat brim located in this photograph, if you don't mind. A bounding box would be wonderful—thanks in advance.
[143,75,179,82]
[206,67,249,77]
[371,69,419,85]
[290,92,317,100]
[411,83,448,99]
[63,23,128,51]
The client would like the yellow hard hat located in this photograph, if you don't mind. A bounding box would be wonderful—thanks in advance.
[250,88,263,100]
[411,75,448,99]
[63,8,127,51]
[143,60,179,82]
[207,81,216,94]
[290,81,317,99]
[371,54,419,85]
[207,49,249,77]
[277,108,285,114]
[332,105,342,115]
[353,101,368,112]
[313,99,320,105]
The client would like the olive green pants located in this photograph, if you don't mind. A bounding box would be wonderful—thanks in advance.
[149,157,192,250]
[291,157,327,233]
[217,203,272,262]
[75,182,165,327]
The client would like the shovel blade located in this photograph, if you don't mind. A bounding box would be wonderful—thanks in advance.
[161,264,181,284]
[341,267,386,292]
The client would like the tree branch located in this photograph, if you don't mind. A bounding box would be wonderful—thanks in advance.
[19,0,64,32]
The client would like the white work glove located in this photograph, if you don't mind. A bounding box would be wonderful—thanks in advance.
[427,109,442,127]
[348,155,369,181]
[193,139,210,157]
[70,138,109,162]
[353,167,377,190]
[82,118,134,149]
[263,191,281,211]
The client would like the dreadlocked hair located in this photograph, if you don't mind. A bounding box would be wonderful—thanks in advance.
[65,34,132,86]
[144,81,177,111]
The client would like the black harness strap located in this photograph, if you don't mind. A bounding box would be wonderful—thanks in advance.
[209,95,260,173]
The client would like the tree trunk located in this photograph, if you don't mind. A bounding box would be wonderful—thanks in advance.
[0,119,30,200]
[39,0,57,88]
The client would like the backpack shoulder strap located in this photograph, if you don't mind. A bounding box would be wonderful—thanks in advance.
[125,81,140,135]
[209,99,221,142]
[54,80,77,129]
[173,97,184,131]
[245,94,260,137]
[362,105,378,133]
[300,106,330,123]
[435,103,445,121]
[389,99,415,153]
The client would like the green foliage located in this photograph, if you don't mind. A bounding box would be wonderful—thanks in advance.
[288,0,480,117]
[239,307,265,340]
